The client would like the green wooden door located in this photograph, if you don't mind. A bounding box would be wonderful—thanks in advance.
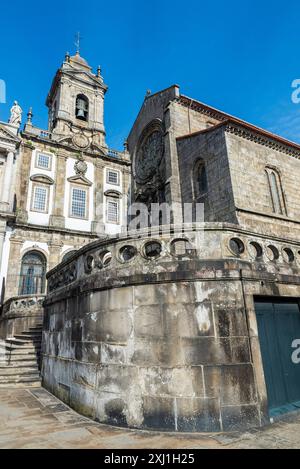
[255,299,300,416]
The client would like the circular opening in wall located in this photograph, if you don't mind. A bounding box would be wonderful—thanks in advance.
[266,245,279,261]
[144,241,162,259]
[282,247,295,263]
[170,239,195,257]
[249,241,263,260]
[119,245,137,262]
[85,255,94,272]
[229,238,245,256]
[99,250,112,268]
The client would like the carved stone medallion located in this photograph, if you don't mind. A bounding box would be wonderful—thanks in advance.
[72,132,90,149]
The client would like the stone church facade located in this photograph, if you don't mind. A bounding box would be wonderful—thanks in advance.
[1,61,300,432]
[0,52,130,336]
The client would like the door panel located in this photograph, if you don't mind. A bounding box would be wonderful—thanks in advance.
[255,299,300,415]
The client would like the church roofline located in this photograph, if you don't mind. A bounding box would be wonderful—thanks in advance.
[176,117,300,158]
[177,94,300,154]
[46,65,107,107]
[127,85,180,142]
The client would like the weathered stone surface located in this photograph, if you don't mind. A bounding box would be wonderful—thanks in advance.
[42,224,299,432]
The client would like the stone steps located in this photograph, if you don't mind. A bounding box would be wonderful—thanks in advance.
[0,325,42,387]
[0,366,39,375]
[14,333,41,340]
[0,341,41,350]
[0,375,41,386]
[0,360,39,368]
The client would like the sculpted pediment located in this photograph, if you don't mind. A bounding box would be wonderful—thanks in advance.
[30,174,54,185]
[104,189,122,198]
[64,69,106,88]
[0,123,20,145]
[67,174,92,186]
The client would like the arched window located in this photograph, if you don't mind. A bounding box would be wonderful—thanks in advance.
[62,250,77,263]
[75,94,89,121]
[19,251,47,295]
[193,159,208,199]
[265,167,286,215]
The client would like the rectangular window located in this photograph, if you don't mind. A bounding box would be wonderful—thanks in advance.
[106,198,119,223]
[31,185,48,212]
[71,187,87,219]
[36,152,51,170]
[107,169,120,185]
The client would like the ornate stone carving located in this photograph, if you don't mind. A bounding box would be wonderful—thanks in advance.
[48,262,77,292]
[135,128,164,183]
[72,132,90,149]
[74,153,87,176]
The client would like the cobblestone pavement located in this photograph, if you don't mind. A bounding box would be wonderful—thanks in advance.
[0,387,299,449]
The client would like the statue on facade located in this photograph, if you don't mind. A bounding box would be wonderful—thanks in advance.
[9,101,22,127]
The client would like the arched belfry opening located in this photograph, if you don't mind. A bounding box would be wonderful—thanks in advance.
[75,94,89,121]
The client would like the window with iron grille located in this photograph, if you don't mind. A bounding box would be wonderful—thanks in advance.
[36,152,51,170]
[71,187,87,218]
[107,169,119,185]
[32,185,48,212]
[106,198,119,223]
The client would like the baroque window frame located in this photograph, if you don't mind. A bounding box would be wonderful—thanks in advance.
[106,168,120,186]
[30,183,50,213]
[35,151,52,171]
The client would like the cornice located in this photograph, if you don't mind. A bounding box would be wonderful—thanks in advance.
[176,96,300,159]
[224,122,300,158]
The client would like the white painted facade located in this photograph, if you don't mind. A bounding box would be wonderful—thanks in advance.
[103,166,123,235]
[20,240,49,256]
[26,148,56,226]
[0,227,13,294]
[64,158,94,232]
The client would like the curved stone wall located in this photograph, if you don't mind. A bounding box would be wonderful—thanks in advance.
[0,295,44,339]
[42,223,300,431]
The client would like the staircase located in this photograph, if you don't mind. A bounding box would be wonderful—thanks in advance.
[0,325,43,387]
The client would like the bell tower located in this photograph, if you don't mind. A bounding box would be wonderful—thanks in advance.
[46,50,108,149]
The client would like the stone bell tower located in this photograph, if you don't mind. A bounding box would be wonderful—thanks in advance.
[46,49,108,149]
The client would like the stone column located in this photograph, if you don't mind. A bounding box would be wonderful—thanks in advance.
[163,103,183,225]
[0,221,6,303]
[5,236,22,299]
[121,168,130,231]
[48,240,63,272]
[91,162,105,236]
[0,151,14,211]
[49,153,67,228]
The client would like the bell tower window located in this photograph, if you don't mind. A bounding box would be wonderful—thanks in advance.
[75,94,89,121]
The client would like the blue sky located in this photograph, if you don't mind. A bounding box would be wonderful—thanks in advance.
[1,0,300,149]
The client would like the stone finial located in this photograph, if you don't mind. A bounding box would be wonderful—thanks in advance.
[145,89,151,98]
[123,139,128,152]
[8,101,22,127]
[26,107,33,125]
[97,65,101,78]
[65,51,70,63]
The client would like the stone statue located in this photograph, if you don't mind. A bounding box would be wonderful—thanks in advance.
[9,101,22,127]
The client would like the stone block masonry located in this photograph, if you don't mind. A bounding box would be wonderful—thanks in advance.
[42,224,300,432]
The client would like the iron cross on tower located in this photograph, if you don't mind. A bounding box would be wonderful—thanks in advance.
[74,32,82,54]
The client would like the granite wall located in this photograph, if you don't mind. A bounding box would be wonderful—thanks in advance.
[42,224,300,431]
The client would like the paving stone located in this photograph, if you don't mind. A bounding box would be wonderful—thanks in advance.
[0,387,299,448]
